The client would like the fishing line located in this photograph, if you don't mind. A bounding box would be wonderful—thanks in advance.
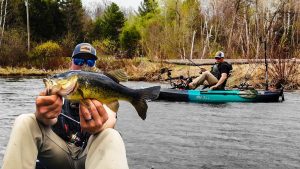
[241,59,260,85]
[57,98,80,124]
[60,113,80,125]
[187,58,203,70]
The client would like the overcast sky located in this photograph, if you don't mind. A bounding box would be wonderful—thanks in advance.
[82,0,143,11]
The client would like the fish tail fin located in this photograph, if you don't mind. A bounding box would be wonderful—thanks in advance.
[131,86,161,120]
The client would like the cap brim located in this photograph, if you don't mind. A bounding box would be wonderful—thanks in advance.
[72,53,97,60]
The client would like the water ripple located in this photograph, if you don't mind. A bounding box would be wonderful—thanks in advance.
[1,80,300,168]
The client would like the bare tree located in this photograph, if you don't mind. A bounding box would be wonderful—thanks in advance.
[0,0,7,46]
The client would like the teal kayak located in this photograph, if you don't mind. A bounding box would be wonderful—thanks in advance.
[157,88,284,103]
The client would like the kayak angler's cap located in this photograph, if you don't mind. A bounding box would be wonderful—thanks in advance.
[215,51,224,59]
[72,43,98,60]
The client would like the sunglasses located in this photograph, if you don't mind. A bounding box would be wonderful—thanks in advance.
[73,58,96,67]
[215,57,222,60]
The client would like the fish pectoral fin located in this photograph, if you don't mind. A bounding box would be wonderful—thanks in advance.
[106,101,120,113]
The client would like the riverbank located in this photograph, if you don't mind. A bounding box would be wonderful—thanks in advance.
[1,58,299,90]
[164,58,300,66]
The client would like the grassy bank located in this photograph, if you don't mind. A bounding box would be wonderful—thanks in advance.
[0,67,65,76]
[1,58,299,90]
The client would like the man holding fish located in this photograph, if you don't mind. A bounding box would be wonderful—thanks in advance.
[2,43,160,169]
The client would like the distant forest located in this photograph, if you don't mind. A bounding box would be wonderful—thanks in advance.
[0,0,299,68]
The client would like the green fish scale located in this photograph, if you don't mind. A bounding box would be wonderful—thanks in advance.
[75,72,134,103]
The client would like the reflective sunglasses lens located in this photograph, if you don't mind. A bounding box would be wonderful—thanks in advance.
[73,58,85,66]
[86,59,96,67]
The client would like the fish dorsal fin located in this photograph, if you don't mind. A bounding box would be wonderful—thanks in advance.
[105,69,128,83]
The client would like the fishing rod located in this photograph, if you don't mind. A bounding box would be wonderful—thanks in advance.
[186,58,207,73]
[187,58,201,69]
[264,40,269,91]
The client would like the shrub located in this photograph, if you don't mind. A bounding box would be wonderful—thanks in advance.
[92,39,118,56]
[30,41,62,58]
[29,41,68,69]
[120,25,141,58]
[60,32,77,57]
[0,29,28,67]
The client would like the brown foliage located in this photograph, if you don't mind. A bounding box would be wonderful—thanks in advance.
[0,29,28,67]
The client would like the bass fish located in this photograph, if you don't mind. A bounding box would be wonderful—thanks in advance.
[43,70,161,120]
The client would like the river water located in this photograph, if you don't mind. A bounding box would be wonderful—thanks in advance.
[0,77,300,169]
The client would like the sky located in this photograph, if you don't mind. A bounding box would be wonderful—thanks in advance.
[82,0,143,11]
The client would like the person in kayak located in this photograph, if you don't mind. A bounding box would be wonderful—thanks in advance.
[188,51,232,90]
[1,43,129,169]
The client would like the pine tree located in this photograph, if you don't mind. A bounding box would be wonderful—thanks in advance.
[59,0,85,40]
[29,0,65,41]
[138,0,158,16]
[95,2,125,42]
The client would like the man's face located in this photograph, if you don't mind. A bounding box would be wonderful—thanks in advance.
[215,57,223,63]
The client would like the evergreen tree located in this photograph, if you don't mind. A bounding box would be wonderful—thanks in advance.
[6,0,65,41]
[93,3,125,43]
[30,0,65,41]
[138,0,158,16]
[89,17,103,40]
[120,25,141,58]
[5,0,26,28]
[59,0,85,40]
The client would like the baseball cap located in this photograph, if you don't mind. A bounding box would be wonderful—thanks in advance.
[215,51,224,58]
[72,43,97,60]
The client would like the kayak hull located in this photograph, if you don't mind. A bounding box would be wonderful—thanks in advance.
[157,88,283,103]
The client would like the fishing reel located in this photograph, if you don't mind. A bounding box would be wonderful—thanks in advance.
[170,76,192,90]
[160,67,192,90]
[158,68,172,81]
[160,68,172,79]
[238,82,254,90]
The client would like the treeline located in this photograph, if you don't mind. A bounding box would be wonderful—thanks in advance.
[0,0,299,69]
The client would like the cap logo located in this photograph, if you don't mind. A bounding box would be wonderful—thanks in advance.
[80,45,92,53]
[215,51,224,58]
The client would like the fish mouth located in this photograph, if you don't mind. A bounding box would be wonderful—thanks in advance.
[43,75,78,96]
[43,78,53,96]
